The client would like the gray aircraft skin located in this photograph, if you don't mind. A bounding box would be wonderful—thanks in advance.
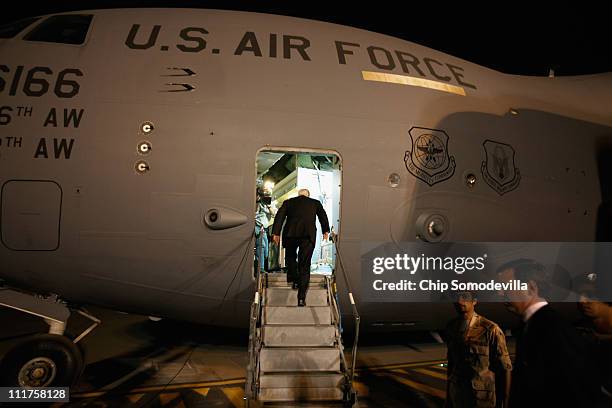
[1,8,611,331]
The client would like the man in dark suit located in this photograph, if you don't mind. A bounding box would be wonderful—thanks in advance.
[272,189,330,306]
[497,259,595,407]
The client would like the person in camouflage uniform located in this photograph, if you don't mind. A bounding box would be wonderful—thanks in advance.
[445,291,512,408]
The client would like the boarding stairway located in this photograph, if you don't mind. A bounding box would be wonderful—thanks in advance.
[245,240,359,407]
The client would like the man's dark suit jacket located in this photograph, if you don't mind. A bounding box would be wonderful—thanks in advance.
[271,195,330,246]
[510,304,595,408]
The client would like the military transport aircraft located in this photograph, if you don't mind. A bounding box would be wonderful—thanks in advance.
[1,8,611,388]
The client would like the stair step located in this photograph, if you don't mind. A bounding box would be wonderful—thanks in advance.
[267,274,327,283]
[260,404,346,407]
[267,281,326,288]
[259,387,344,402]
[260,348,340,372]
[260,373,345,388]
[266,288,328,306]
[263,325,336,347]
[267,281,289,287]
[264,306,331,325]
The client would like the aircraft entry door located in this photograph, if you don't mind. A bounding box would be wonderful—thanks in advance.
[254,149,342,276]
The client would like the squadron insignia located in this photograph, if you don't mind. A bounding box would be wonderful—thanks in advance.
[481,139,521,195]
[404,127,456,186]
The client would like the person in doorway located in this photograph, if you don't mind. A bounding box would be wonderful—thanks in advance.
[271,188,330,306]
[254,187,273,273]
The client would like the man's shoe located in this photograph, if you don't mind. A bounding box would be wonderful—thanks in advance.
[298,299,306,307]
[292,282,299,290]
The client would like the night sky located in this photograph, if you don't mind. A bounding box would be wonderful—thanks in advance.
[2,1,610,76]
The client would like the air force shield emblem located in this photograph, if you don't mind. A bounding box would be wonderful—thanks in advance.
[404,127,456,186]
[481,140,521,195]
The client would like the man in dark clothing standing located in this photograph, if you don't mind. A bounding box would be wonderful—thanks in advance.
[272,189,330,306]
[497,259,595,408]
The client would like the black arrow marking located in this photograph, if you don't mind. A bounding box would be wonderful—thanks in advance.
[159,83,195,92]
[162,67,196,77]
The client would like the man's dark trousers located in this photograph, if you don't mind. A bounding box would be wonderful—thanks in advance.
[284,237,314,300]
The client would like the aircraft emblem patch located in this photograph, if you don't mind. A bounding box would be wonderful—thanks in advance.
[404,127,456,186]
[481,139,521,195]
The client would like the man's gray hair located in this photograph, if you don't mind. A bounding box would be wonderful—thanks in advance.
[497,258,550,298]
[298,189,310,197]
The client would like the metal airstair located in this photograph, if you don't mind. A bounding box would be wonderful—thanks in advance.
[245,240,359,407]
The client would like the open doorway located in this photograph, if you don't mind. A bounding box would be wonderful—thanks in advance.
[255,149,342,276]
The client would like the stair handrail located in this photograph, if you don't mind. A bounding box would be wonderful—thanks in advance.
[245,266,265,400]
[331,234,360,391]
[327,276,354,402]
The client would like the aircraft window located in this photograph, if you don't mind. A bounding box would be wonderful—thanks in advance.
[23,14,93,45]
[0,17,41,39]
